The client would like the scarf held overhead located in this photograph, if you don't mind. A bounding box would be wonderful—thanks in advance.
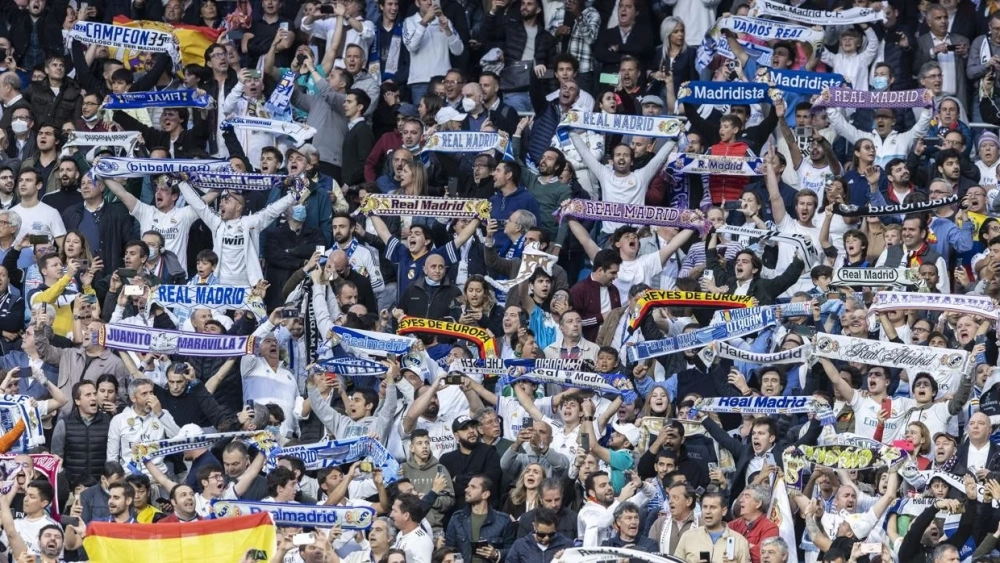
[0,396,43,453]
[558,199,706,232]
[869,291,999,321]
[212,500,375,529]
[626,307,776,363]
[667,152,764,176]
[332,326,415,356]
[356,194,491,221]
[832,194,958,217]
[508,368,638,403]
[717,15,825,45]
[64,131,139,155]
[97,324,257,357]
[831,267,922,288]
[92,158,232,178]
[811,333,970,372]
[749,0,886,25]
[104,89,214,110]
[484,242,557,292]
[710,301,812,325]
[69,22,180,69]
[757,68,846,95]
[397,317,498,358]
[557,110,684,138]
[422,132,513,159]
[132,431,267,462]
[676,81,776,105]
[221,117,317,146]
[267,437,400,479]
[629,290,756,333]
[716,224,820,266]
[709,340,812,365]
[181,174,295,192]
[815,87,935,109]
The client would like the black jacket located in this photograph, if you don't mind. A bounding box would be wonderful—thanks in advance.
[593,23,656,72]
[705,242,805,306]
[400,276,462,321]
[112,109,208,158]
[515,506,578,539]
[61,200,137,273]
[703,416,821,499]
[440,442,503,511]
[70,43,172,100]
[197,69,240,155]
[262,218,324,310]
[898,499,980,563]
[482,10,555,82]
[23,78,82,128]
[343,121,375,188]
[154,381,234,429]
[59,409,112,483]
[0,0,67,68]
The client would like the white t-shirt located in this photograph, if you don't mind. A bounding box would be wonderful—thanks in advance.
[404,417,455,459]
[796,161,832,196]
[613,251,662,297]
[775,213,822,296]
[848,392,912,444]
[14,515,59,556]
[131,202,199,271]
[394,527,434,563]
[12,202,66,242]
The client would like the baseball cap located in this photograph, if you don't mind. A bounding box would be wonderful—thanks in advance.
[452,415,480,432]
[933,432,958,447]
[435,107,467,125]
[177,424,203,439]
[612,423,642,448]
[641,95,665,108]
[396,103,419,119]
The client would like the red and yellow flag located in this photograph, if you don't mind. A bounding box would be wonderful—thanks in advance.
[111,16,225,69]
[83,512,276,563]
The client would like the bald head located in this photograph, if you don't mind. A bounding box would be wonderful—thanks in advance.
[423,254,446,283]
[969,411,992,444]
[331,249,349,273]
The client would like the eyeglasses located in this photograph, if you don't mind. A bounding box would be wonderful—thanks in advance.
[533,531,555,538]
[210,52,227,59]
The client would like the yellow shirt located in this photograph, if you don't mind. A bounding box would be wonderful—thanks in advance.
[136,504,162,524]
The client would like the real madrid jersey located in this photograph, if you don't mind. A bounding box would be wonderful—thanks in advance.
[131,202,199,271]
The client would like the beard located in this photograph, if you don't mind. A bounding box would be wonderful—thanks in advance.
[458,435,479,449]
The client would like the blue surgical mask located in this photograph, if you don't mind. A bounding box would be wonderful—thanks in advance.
[291,205,307,222]
[872,76,889,91]
[266,425,280,436]
[425,277,440,287]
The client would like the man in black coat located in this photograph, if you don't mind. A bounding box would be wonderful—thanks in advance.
[61,174,137,273]
[705,230,805,307]
[262,211,324,309]
[400,254,462,320]
[0,0,69,70]
[153,363,234,429]
[342,89,375,188]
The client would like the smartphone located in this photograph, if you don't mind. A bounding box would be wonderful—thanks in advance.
[925,136,941,146]
[246,399,255,410]
[123,285,144,297]
[522,416,533,429]
[292,532,315,547]
[62,516,80,527]
[795,126,813,138]
[359,461,373,473]
[27,234,49,245]
[859,544,881,555]
[708,462,718,471]
[247,69,262,79]
[279,22,289,31]
[722,201,742,211]
[947,44,958,51]
[82,294,97,304]
[281,308,300,319]
[472,540,489,552]
[319,3,334,13]
[445,375,464,385]
[581,433,590,451]
[699,552,712,563]
[117,268,137,280]
[447,177,458,198]
[826,291,841,301]
[726,537,736,560]
[247,549,268,562]
[437,465,447,475]
[78,260,89,273]
[315,245,325,255]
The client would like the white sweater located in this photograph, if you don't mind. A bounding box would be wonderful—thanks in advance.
[402,14,464,84]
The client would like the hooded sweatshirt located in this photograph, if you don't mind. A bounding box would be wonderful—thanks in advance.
[402,453,455,531]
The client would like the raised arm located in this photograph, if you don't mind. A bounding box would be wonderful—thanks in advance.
[818,357,855,402]
[402,375,445,434]
[104,177,138,212]
[764,146,787,225]
[566,217,600,260]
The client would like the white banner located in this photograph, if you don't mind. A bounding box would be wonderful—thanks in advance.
[749,0,886,25]
[812,333,969,372]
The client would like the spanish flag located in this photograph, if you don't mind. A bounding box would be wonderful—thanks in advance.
[112,16,225,68]
[83,512,276,563]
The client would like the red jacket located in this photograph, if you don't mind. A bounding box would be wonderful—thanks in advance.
[363,130,403,182]
[728,514,779,563]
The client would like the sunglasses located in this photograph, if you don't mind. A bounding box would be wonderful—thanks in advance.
[533,531,555,538]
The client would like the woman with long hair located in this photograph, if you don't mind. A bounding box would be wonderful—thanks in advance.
[196,0,221,27]
[458,275,503,336]
[649,17,697,102]
[418,94,444,130]
[503,462,546,519]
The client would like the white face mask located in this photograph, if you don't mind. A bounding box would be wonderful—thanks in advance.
[10,120,27,134]
[148,247,159,261]
[461,97,476,113]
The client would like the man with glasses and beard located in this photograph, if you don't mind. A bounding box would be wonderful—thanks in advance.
[507,506,572,563]
[515,477,578,539]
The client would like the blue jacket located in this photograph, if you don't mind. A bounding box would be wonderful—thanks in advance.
[445,507,516,563]
[506,532,573,563]
[488,186,541,223]
[266,175,333,247]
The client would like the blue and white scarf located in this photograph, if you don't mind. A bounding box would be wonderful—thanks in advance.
[0,396,43,452]
[92,157,231,178]
[104,89,214,110]
[667,152,764,175]
[710,301,812,325]
[697,34,773,72]
[627,308,777,363]
[69,21,180,69]
[557,110,684,138]
[749,0,886,25]
[221,117,317,146]
[268,437,400,480]
[133,431,265,462]
[422,132,514,160]
[212,500,376,529]
[677,81,776,105]
[315,357,388,377]
[264,70,296,120]
[759,68,846,95]
[504,368,638,403]
[183,173,292,192]
[717,15,824,45]
[332,326,416,356]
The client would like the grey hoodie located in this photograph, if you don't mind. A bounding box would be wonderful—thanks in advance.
[402,454,455,532]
